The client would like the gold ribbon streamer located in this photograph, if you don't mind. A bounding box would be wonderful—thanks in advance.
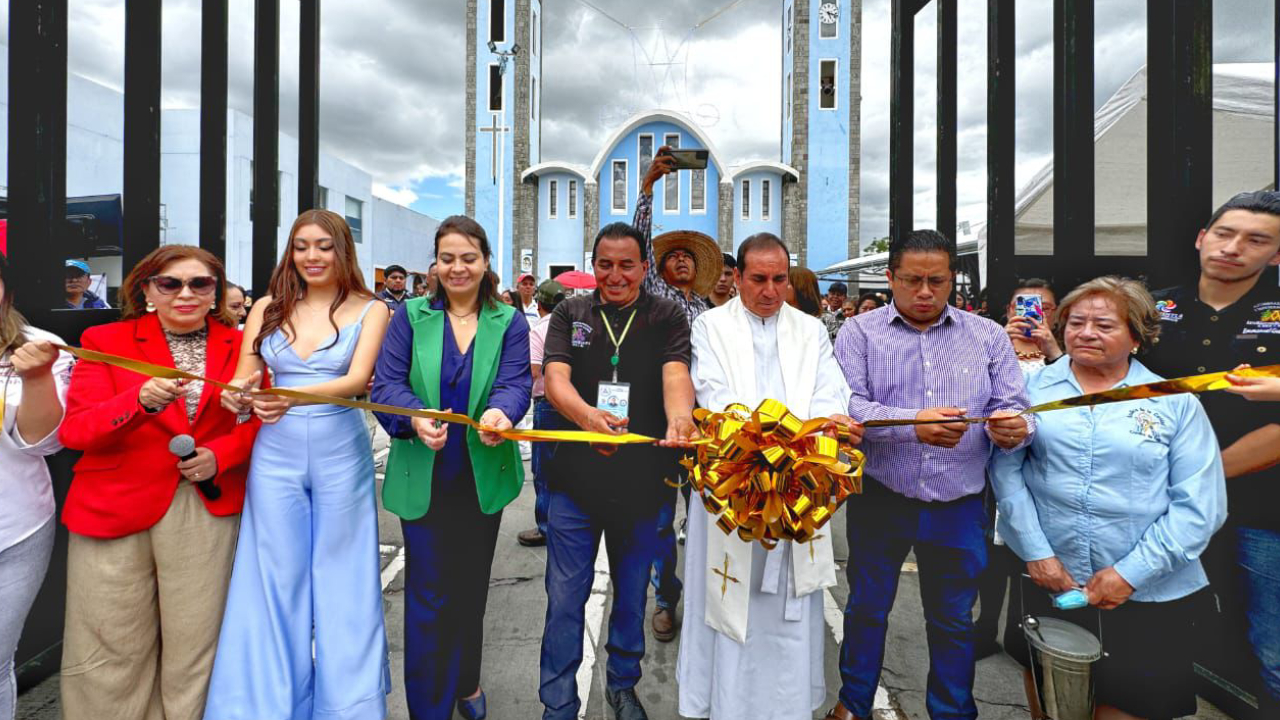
[54,344,657,445]
[684,399,865,548]
[862,364,1280,427]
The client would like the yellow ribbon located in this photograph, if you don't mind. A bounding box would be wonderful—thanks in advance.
[54,340,1280,460]
[863,364,1280,427]
[54,344,657,445]
[684,399,865,548]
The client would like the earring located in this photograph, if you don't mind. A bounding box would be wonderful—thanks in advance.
[146,300,156,313]
[1130,347,1139,355]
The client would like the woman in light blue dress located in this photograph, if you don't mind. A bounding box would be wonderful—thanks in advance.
[207,209,392,720]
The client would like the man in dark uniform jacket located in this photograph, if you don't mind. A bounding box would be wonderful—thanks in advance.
[1145,190,1280,711]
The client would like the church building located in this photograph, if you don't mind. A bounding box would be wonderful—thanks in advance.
[465,0,861,287]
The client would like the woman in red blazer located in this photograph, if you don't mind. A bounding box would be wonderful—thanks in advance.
[57,245,261,720]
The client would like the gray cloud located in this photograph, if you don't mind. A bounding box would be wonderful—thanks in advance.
[4,0,1273,246]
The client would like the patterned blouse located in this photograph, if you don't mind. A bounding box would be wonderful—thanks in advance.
[163,328,207,422]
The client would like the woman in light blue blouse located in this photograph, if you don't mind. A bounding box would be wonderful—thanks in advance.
[991,276,1226,720]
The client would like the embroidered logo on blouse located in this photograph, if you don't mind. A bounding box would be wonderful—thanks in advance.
[1127,408,1168,441]
[571,321,593,347]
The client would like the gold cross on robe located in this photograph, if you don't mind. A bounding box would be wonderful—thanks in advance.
[712,552,740,599]
[808,534,825,563]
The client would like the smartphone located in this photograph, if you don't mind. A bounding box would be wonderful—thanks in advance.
[1014,294,1044,338]
[661,148,709,171]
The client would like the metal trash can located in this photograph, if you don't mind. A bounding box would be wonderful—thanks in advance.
[1023,615,1103,720]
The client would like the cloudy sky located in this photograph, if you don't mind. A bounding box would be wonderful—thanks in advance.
[4,0,1275,247]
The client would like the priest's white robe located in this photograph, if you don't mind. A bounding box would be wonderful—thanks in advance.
[676,298,851,720]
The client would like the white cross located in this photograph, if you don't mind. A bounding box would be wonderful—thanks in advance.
[478,113,510,184]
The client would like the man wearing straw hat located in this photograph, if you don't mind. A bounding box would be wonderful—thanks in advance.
[636,152,725,642]
[678,231,863,720]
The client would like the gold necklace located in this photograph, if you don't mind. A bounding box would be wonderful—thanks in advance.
[446,307,478,326]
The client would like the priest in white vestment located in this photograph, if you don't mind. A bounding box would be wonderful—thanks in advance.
[677,234,863,720]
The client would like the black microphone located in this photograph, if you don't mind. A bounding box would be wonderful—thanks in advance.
[169,434,222,501]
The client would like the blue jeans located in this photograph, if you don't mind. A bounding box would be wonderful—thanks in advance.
[1239,526,1280,705]
[650,481,682,611]
[838,481,987,720]
[539,490,662,720]
[531,398,565,536]
[0,518,55,720]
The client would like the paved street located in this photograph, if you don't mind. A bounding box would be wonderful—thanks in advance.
[17,430,1233,720]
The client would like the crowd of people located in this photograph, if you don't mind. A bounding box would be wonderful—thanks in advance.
[0,144,1278,720]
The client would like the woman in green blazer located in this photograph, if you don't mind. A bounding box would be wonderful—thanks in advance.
[371,216,531,720]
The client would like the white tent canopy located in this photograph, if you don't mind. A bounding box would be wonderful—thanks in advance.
[976,62,1275,286]
[817,237,980,276]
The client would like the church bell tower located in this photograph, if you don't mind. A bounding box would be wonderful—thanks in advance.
[781,0,861,276]
[466,0,542,287]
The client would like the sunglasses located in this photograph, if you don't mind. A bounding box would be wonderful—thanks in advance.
[149,275,218,295]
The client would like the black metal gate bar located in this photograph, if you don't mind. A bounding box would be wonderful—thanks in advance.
[7,0,69,314]
[123,0,163,273]
[1052,0,1095,290]
[200,0,229,259]
[298,0,321,216]
[986,0,1015,314]
[936,0,957,244]
[1147,0,1212,289]
[252,0,281,294]
[889,0,915,246]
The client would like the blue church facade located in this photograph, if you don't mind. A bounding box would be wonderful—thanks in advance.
[468,0,861,288]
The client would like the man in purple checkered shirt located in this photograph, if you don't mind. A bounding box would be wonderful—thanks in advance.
[825,230,1034,720]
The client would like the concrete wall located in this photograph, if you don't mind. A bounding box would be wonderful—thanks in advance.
[731,170,786,249]
[0,51,125,198]
[534,171,586,279]
[371,198,440,276]
[593,119,720,240]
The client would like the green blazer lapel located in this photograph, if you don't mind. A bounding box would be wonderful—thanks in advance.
[409,300,444,411]
[468,302,511,418]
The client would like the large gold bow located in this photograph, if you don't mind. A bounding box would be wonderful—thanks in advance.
[684,399,864,548]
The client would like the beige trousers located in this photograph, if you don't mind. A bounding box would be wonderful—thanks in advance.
[60,484,239,720]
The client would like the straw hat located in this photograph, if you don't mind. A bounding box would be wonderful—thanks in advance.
[652,230,723,296]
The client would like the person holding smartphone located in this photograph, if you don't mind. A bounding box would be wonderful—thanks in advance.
[1002,278,1062,372]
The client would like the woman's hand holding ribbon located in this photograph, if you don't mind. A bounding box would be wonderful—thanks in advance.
[252,392,294,424]
[411,413,449,451]
[139,377,188,412]
[220,370,262,414]
[477,408,513,447]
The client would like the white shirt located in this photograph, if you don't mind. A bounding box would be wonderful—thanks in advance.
[1,328,72,552]
[522,299,539,323]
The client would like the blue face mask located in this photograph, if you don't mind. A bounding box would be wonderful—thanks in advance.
[1052,588,1090,611]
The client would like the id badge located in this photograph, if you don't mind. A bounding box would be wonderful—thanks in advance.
[597,381,631,421]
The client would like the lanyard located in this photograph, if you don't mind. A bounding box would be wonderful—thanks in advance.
[601,308,638,382]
